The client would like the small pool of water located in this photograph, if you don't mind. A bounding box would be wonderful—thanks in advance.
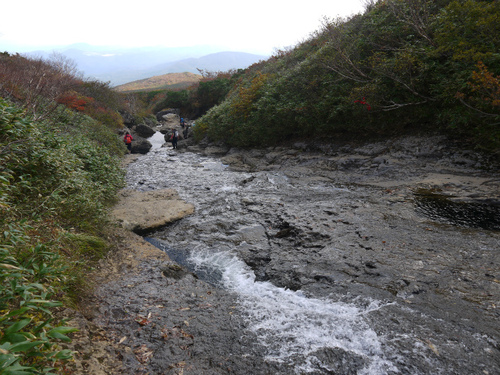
[414,189,500,231]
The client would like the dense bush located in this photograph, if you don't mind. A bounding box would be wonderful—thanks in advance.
[0,95,124,372]
[196,0,500,154]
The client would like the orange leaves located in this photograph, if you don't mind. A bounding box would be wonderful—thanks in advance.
[456,61,500,115]
[57,91,94,112]
[231,72,269,118]
[469,61,500,108]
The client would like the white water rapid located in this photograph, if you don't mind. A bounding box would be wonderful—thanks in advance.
[188,249,396,374]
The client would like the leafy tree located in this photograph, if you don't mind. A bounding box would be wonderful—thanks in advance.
[433,0,500,63]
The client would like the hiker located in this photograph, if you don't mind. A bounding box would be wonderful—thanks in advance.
[123,132,133,152]
[170,129,179,149]
[180,117,186,128]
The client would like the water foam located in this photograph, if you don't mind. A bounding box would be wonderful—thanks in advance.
[188,249,396,374]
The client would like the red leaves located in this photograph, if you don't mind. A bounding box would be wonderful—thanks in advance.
[354,97,372,111]
[57,91,94,111]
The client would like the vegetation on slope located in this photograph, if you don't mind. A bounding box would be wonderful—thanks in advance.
[113,72,202,93]
[192,0,500,154]
[0,52,126,373]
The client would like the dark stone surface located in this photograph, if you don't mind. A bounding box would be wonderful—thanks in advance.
[96,136,500,374]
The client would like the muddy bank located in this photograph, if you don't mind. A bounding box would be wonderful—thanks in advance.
[71,136,500,374]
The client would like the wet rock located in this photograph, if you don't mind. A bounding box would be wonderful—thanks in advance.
[92,135,500,374]
[160,263,192,279]
[202,145,231,156]
[234,224,267,244]
[309,347,367,374]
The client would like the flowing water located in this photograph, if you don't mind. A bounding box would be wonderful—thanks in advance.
[148,131,167,149]
[124,147,500,374]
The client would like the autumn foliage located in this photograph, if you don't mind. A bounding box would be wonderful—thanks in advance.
[57,91,94,111]
[469,61,500,109]
[0,52,124,128]
[195,0,500,153]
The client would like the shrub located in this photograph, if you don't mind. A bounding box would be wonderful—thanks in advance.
[0,226,77,374]
[0,97,125,372]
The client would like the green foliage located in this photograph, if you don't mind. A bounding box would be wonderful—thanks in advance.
[153,90,190,114]
[62,233,109,260]
[149,70,242,119]
[0,236,77,374]
[0,99,124,230]
[434,0,500,63]
[0,97,125,373]
[195,0,500,154]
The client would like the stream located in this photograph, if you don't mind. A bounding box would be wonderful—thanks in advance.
[120,141,500,374]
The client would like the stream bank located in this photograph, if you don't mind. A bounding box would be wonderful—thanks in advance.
[70,135,499,374]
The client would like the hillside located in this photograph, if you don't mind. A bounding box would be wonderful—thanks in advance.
[114,72,202,92]
[0,52,127,373]
[194,0,500,155]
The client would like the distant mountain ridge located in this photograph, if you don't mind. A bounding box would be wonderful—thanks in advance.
[25,44,268,86]
[146,51,267,77]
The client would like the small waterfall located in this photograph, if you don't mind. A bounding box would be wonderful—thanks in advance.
[147,131,166,149]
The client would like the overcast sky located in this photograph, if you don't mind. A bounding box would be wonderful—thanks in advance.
[1,0,366,55]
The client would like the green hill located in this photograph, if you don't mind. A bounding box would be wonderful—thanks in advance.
[114,72,202,92]
[192,0,500,154]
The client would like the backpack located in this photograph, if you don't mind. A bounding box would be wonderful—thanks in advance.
[124,134,133,144]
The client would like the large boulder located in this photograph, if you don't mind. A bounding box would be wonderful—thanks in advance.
[134,123,155,138]
[111,189,195,234]
[177,137,196,149]
[131,138,152,154]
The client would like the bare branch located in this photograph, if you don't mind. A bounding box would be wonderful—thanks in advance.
[379,100,429,111]
[457,96,500,118]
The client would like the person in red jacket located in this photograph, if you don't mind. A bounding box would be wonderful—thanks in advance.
[123,132,133,152]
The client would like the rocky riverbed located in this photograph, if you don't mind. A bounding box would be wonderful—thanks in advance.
[71,135,500,374]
